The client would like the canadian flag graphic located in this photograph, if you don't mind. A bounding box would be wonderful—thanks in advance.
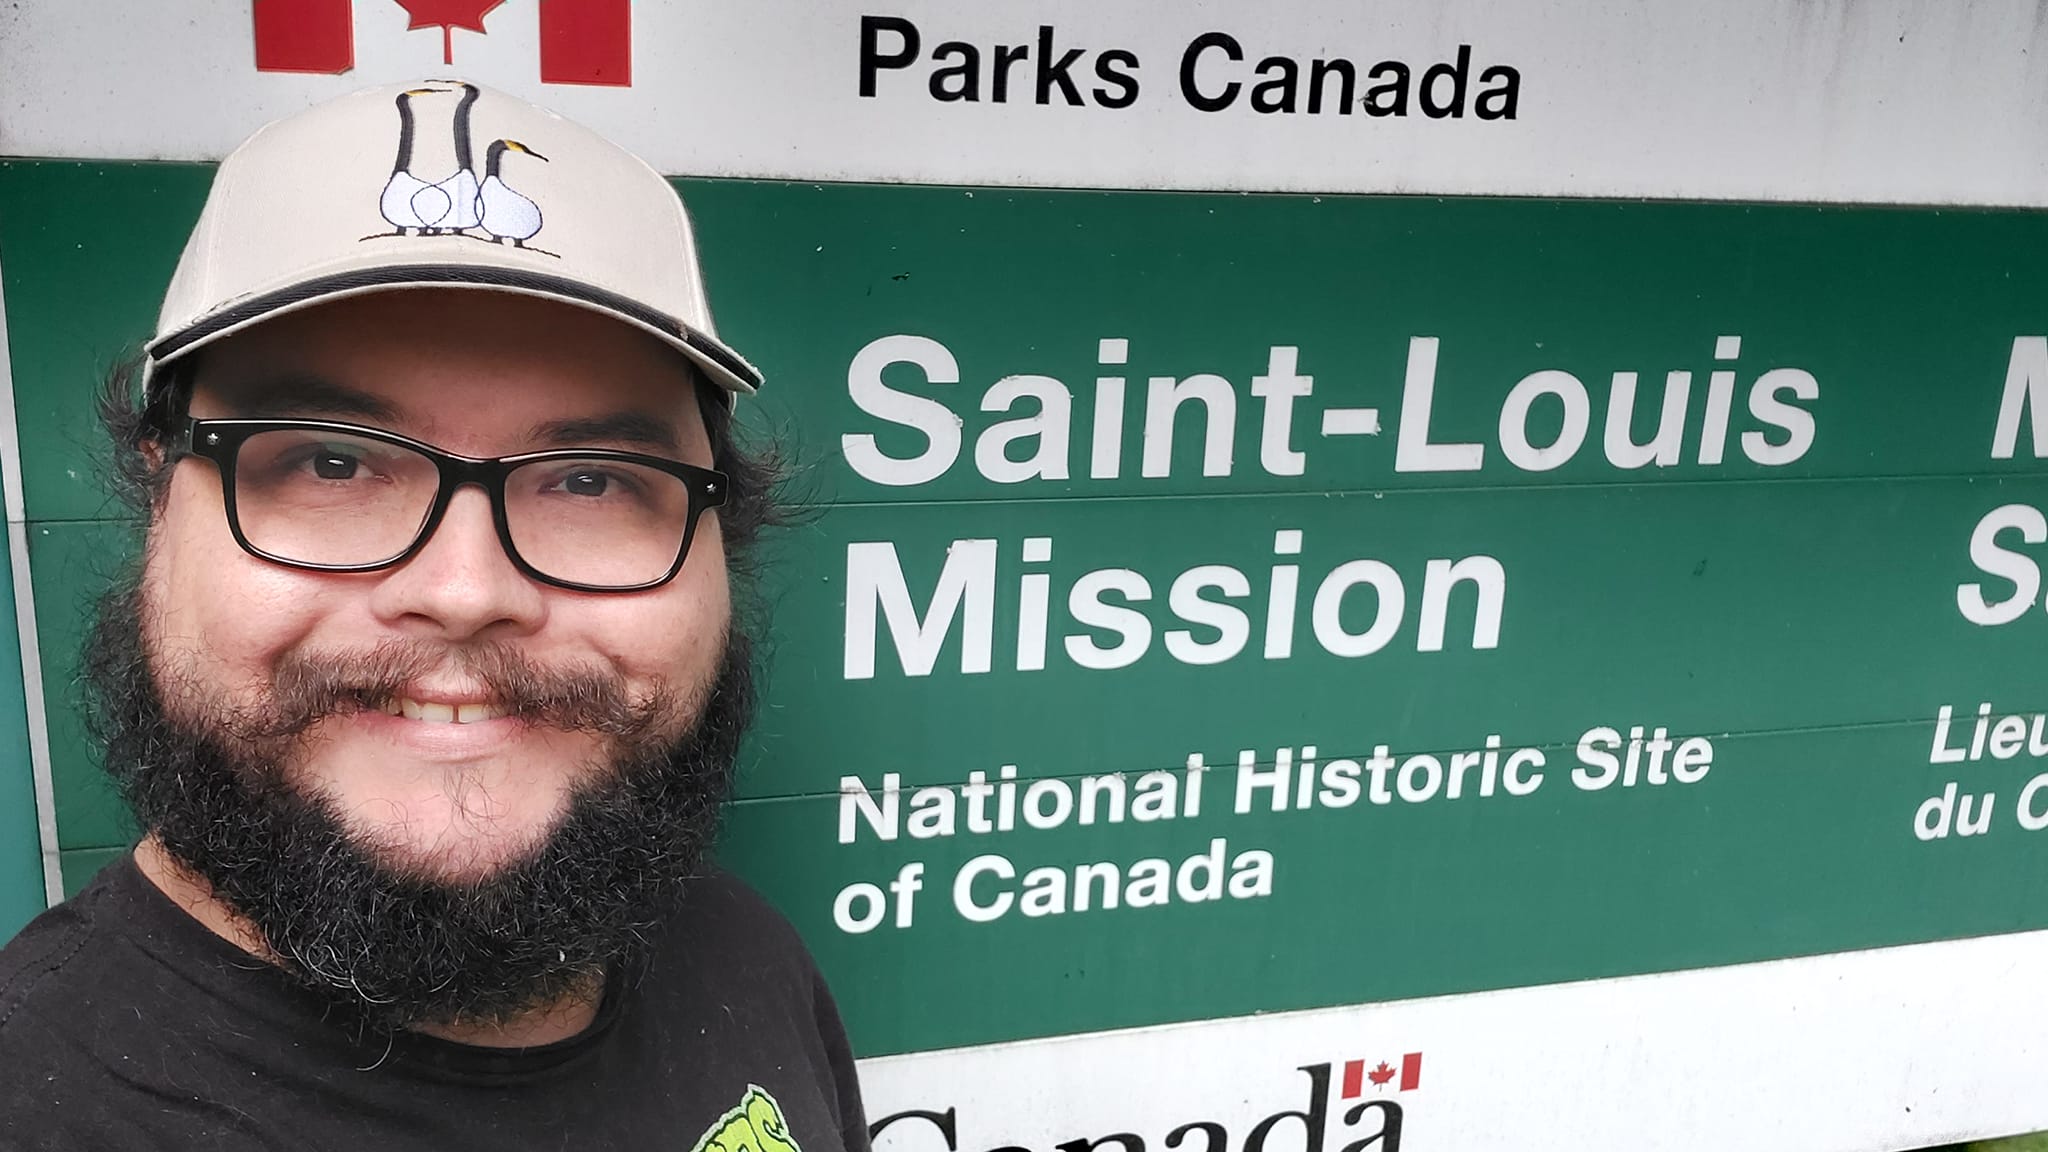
[251,0,630,86]
[1340,1053,1423,1097]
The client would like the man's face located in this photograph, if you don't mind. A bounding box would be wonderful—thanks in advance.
[147,290,732,882]
[91,288,754,1031]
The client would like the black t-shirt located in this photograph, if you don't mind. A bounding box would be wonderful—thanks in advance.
[0,855,870,1151]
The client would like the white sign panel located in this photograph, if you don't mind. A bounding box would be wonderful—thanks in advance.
[2,0,2047,204]
[858,930,2048,1152]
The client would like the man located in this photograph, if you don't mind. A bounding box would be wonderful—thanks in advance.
[0,81,867,1150]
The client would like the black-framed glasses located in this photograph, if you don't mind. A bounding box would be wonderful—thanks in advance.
[176,418,729,593]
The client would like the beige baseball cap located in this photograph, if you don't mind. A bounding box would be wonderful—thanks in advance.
[145,79,761,394]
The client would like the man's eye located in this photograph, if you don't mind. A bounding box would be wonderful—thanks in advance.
[311,452,361,480]
[561,471,609,497]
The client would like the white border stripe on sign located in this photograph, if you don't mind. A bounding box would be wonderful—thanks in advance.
[858,928,2048,1151]
[0,254,64,907]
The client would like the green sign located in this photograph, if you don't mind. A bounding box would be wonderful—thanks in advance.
[692,182,2048,1058]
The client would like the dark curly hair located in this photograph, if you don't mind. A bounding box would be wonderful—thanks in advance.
[97,351,787,584]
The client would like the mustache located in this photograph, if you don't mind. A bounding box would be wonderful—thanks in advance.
[212,640,674,744]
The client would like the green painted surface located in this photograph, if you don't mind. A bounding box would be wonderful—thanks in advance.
[688,181,2048,1055]
[25,518,132,857]
[5,162,2048,1066]
[0,490,46,937]
[0,161,206,525]
[56,846,122,899]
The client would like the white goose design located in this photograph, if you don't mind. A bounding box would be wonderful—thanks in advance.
[425,82,483,232]
[478,139,549,247]
[378,88,452,235]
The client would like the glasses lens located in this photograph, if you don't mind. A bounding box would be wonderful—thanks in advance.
[504,457,698,588]
[232,428,439,566]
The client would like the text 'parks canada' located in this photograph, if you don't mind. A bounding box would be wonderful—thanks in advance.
[859,16,1521,120]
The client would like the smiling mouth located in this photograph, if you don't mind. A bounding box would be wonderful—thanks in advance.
[376,697,509,725]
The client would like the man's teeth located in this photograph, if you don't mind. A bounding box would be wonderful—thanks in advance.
[388,698,506,724]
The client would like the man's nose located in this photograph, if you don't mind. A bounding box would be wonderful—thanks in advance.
[366,484,547,640]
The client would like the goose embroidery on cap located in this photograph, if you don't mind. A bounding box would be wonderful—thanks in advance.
[367,82,556,256]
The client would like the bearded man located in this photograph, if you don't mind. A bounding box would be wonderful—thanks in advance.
[0,82,867,1151]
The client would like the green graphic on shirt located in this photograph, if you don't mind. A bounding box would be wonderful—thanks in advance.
[690,1086,801,1152]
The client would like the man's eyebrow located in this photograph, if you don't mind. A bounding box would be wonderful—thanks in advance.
[530,411,684,454]
[219,376,404,423]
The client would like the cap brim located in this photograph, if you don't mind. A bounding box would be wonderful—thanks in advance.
[145,261,762,396]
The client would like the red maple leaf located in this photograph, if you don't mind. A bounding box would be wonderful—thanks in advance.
[393,0,505,65]
[1367,1062,1398,1088]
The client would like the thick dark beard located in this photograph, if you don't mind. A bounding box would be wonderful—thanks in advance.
[81,576,753,1037]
